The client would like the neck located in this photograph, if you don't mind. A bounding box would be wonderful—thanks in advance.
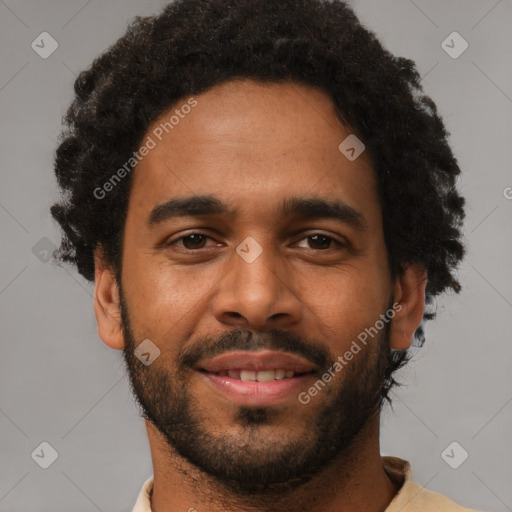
[145,415,398,512]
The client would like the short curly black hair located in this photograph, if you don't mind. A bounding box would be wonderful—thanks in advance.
[51,0,465,354]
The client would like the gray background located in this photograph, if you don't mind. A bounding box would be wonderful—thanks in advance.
[0,0,511,511]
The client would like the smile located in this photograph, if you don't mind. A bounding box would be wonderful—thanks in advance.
[197,350,316,406]
[209,369,302,381]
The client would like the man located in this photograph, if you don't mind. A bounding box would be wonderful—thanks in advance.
[50,0,475,510]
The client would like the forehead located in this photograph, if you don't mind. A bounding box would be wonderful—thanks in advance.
[127,79,380,228]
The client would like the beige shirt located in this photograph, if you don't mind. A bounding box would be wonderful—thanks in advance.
[131,456,479,512]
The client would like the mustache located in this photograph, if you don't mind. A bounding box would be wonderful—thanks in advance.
[178,328,333,371]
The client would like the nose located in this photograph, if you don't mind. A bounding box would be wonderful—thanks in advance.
[212,240,303,330]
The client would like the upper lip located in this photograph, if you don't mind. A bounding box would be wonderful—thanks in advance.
[197,350,317,373]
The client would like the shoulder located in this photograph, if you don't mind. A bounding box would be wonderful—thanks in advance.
[387,480,481,512]
[131,475,154,512]
[383,456,480,512]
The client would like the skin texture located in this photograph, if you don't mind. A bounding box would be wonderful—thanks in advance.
[93,79,426,512]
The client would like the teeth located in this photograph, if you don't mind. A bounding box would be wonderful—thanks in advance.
[274,369,286,380]
[256,370,275,382]
[229,369,296,381]
[240,370,257,381]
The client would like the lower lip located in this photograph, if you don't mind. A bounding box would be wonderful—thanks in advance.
[201,372,311,407]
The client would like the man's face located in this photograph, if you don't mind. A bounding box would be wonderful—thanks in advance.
[118,79,395,492]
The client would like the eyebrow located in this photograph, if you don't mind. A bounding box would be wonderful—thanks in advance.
[147,194,368,231]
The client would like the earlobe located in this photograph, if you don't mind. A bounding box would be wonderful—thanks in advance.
[93,247,125,350]
[390,264,427,350]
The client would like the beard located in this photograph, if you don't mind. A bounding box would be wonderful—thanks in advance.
[119,286,392,496]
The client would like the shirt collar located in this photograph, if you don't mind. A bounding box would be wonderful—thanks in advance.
[131,457,410,512]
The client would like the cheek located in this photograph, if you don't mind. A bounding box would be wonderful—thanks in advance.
[122,257,221,334]
[298,262,390,341]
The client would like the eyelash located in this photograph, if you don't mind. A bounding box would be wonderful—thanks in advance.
[166,232,346,251]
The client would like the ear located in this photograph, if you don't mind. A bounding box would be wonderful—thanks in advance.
[93,246,124,350]
[390,263,427,350]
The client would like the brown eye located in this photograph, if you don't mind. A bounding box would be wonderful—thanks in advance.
[180,234,207,249]
[307,234,333,249]
[167,233,211,250]
[293,233,346,251]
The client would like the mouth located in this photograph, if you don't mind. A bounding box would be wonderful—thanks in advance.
[204,368,306,381]
[196,350,317,407]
